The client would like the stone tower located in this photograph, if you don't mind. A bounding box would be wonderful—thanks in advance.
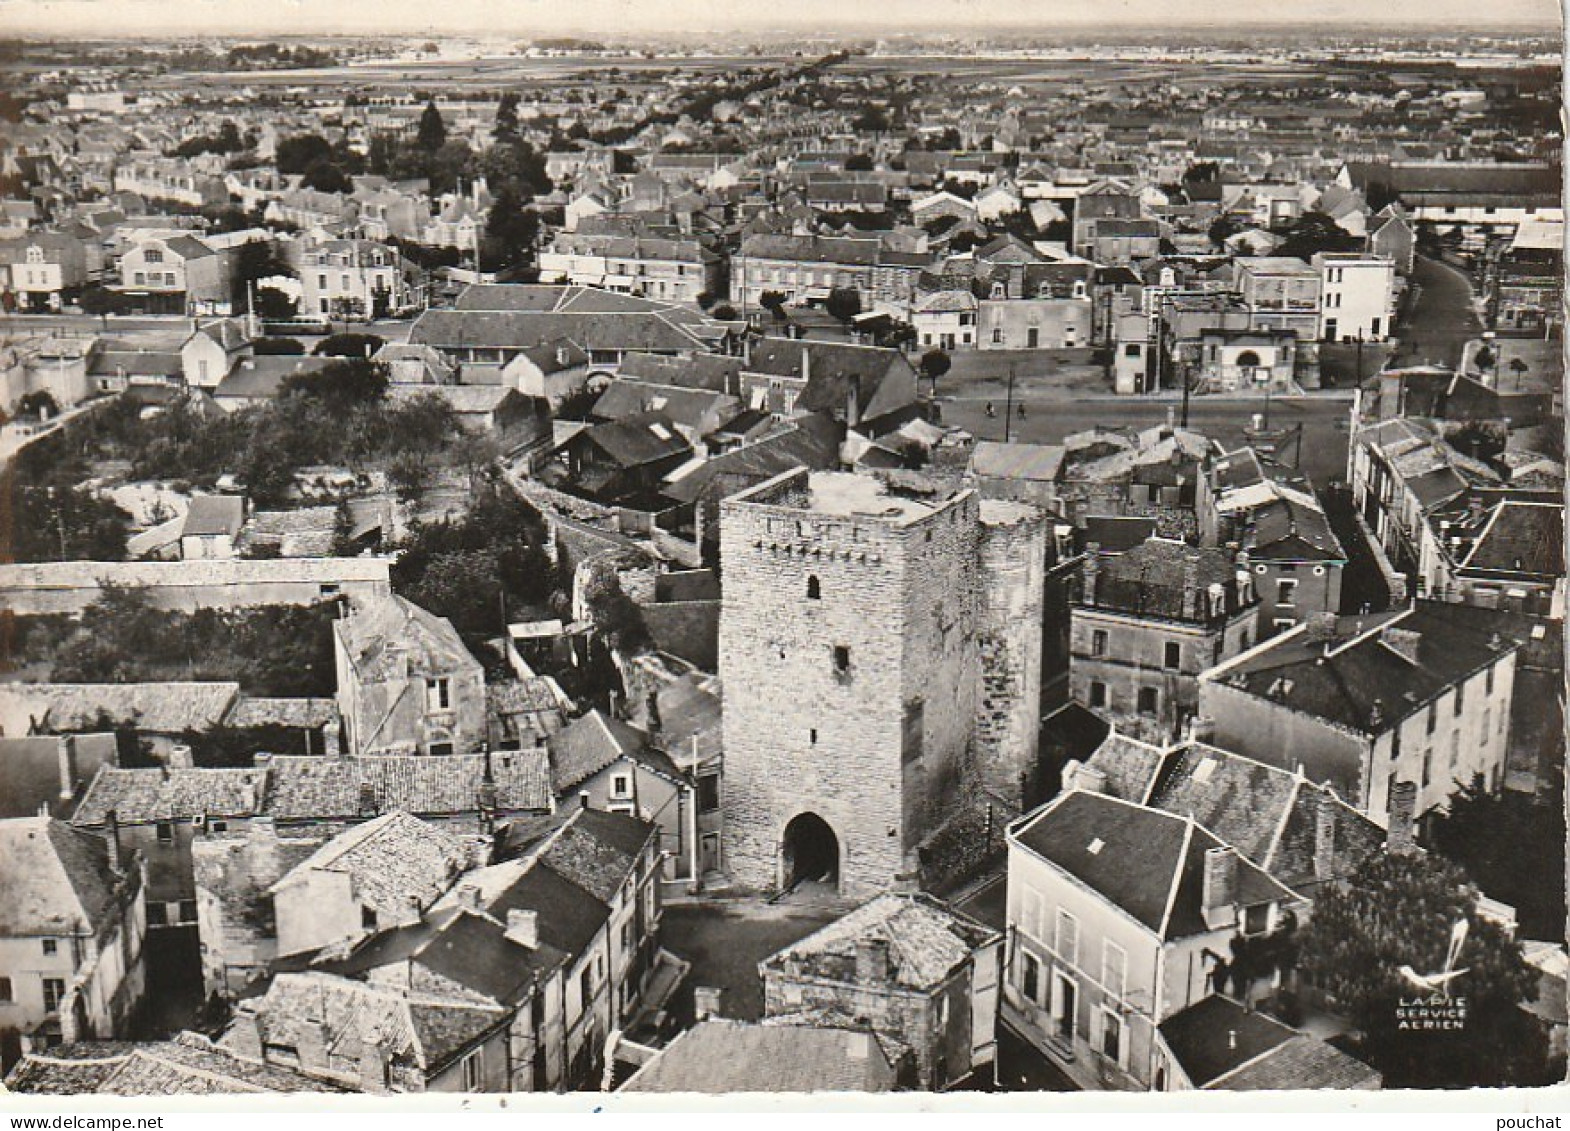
[719,468,1046,898]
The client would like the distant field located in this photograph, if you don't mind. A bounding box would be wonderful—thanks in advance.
[145,53,800,90]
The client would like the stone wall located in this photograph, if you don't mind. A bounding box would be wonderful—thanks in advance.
[719,470,981,898]
[0,557,393,616]
[974,502,1047,809]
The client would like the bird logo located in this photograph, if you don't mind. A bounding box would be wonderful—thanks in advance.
[1398,919,1470,999]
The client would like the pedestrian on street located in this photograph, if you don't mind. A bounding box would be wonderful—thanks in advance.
[985,402,995,418]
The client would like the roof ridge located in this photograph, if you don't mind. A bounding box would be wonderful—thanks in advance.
[1158,818,1193,940]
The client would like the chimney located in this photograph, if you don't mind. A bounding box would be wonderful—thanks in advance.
[296,1018,328,1072]
[357,1037,391,1094]
[1313,788,1338,882]
[856,937,892,985]
[645,691,663,736]
[1063,759,1107,794]
[1387,780,1418,855]
[1305,612,1339,642]
[845,374,862,428]
[57,735,76,802]
[800,344,811,384]
[693,985,723,1020]
[1381,626,1422,665]
[1082,542,1102,605]
[457,882,482,912]
[226,1008,264,1062]
[1181,554,1202,620]
[104,808,121,873]
[505,908,539,949]
[1201,845,1239,930]
[247,816,279,880]
[167,742,193,771]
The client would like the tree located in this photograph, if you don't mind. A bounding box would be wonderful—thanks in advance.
[1474,344,1496,372]
[1209,215,1241,248]
[1183,160,1221,184]
[3,476,133,562]
[230,239,295,309]
[493,92,521,142]
[279,358,389,409]
[1274,211,1362,261]
[251,337,306,356]
[485,186,540,269]
[1507,356,1530,389]
[711,303,738,321]
[300,158,352,194]
[919,348,952,384]
[825,287,862,322]
[759,290,788,313]
[1296,852,1550,1088]
[313,332,386,359]
[275,133,335,175]
[417,100,447,153]
[253,285,298,321]
[79,284,133,328]
[16,390,60,419]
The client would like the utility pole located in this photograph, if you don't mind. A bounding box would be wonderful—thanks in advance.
[1003,362,1016,442]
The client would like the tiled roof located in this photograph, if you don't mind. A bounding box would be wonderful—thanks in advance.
[1462,500,1563,578]
[261,751,551,821]
[1216,1034,1382,1090]
[333,595,478,684]
[0,681,240,737]
[0,817,128,936]
[74,765,268,825]
[269,811,471,918]
[761,892,997,991]
[548,710,680,794]
[622,1020,895,1093]
[1082,538,1250,623]
[969,440,1065,483]
[224,697,338,730]
[231,970,505,1078]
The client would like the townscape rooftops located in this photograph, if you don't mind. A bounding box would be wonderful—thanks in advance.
[1159,995,1378,1089]
[268,810,471,916]
[760,891,998,991]
[261,751,552,821]
[621,1019,895,1093]
[1460,499,1564,579]
[547,708,681,794]
[1011,790,1295,939]
[231,969,506,1078]
[968,440,1065,484]
[334,595,478,684]
[0,681,240,737]
[1084,731,1385,891]
[1082,538,1250,621]
[1213,601,1529,733]
[0,816,125,937]
[5,1032,343,1095]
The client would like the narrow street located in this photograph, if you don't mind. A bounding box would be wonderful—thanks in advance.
[1396,254,1483,369]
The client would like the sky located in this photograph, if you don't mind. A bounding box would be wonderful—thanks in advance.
[0,0,1560,37]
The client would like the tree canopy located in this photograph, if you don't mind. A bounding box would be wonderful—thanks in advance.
[1296,852,1552,1088]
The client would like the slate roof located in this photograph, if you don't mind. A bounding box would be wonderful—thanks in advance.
[181,494,246,538]
[547,709,681,794]
[0,681,240,737]
[213,356,334,402]
[269,811,470,917]
[1212,601,1528,734]
[1087,734,1386,890]
[621,1020,895,1093]
[573,411,693,469]
[659,413,841,508]
[0,733,117,819]
[1010,791,1295,939]
[1461,500,1563,578]
[744,339,916,423]
[1159,995,1379,1089]
[761,892,998,992]
[591,379,740,434]
[0,817,128,937]
[615,351,743,393]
